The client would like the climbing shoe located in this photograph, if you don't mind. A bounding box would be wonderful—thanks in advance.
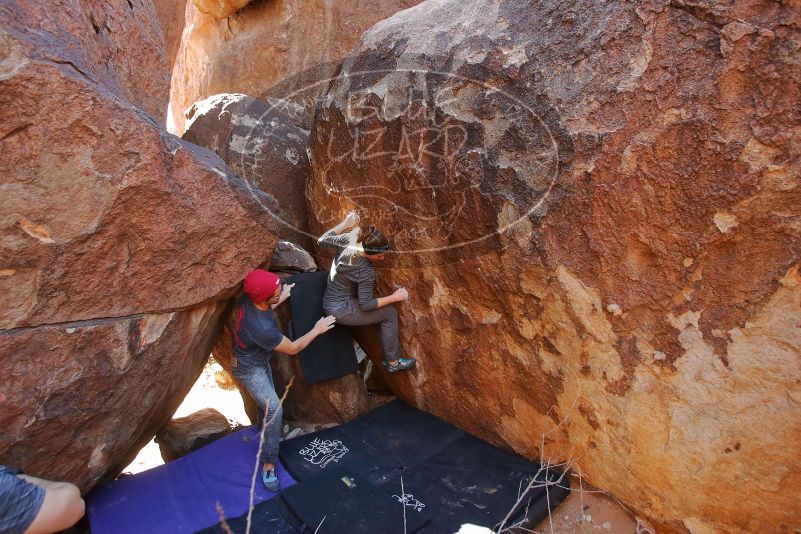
[384,357,417,373]
[262,467,281,492]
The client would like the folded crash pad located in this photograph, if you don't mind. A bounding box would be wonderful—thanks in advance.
[288,271,358,383]
[86,426,296,534]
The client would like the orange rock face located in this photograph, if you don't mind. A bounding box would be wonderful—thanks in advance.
[0,0,278,490]
[306,1,801,532]
[192,0,252,20]
[153,0,187,71]
[168,0,422,133]
[1,304,226,490]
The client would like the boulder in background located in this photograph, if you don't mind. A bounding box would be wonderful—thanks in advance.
[183,93,312,249]
[155,408,234,462]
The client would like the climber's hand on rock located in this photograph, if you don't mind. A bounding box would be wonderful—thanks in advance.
[343,211,360,229]
[314,315,336,335]
[392,287,408,302]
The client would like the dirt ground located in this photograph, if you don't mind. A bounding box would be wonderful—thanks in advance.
[529,478,642,533]
[125,361,641,533]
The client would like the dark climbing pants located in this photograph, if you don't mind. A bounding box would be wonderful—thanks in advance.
[326,298,400,362]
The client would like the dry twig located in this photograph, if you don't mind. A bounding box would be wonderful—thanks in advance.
[314,515,327,533]
[215,501,235,534]
[401,475,407,534]
[495,456,574,533]
[496,387,585,534]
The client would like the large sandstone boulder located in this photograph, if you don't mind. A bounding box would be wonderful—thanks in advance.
[168,0,422,134]
[183,94,312,248]
[0,0,278,491]
[307,1,801,532]
[1,303,225,487]
[0,0,170,124]
[269,241,317,273]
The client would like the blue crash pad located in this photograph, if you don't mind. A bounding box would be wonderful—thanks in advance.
[87,426,296,534]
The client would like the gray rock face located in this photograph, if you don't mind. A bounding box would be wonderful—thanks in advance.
[183,93,312,249]
[265,97,310,130]
[270,241,317,273]
[306,1,801,532]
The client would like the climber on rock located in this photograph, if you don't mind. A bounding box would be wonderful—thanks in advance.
[318,211,416,373]
[0,394,86,534]
[231,269,335,492]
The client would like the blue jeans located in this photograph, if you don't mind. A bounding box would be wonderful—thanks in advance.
[231,362,282,466]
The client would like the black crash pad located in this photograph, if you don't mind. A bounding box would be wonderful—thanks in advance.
[397,433,570,531]
[278,400,464,483]
[279,400,569,533]
[280,467,430,533]
[287,271,357,384]
[195,497,298,534]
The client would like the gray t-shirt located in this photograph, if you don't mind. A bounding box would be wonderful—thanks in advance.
[231,295,283,368]
[0,465,45,534]
[318,229,378,314]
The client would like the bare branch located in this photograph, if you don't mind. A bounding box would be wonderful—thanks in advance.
[496,430,576,534]
[401,475,407,534]
[215,501,235,534]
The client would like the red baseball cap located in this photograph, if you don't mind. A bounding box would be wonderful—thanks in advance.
[243,269,281,302]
